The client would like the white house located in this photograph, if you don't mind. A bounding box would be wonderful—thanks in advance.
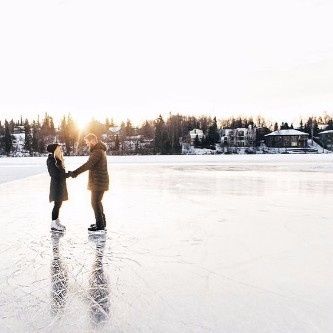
[12,133,25,152]
[221,126,256,147]
[189,129,204,144]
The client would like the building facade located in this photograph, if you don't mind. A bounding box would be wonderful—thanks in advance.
[221,126,256,147]
[264,129,308,148]
[189,129,205,144]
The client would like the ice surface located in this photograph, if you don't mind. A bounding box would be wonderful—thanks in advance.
[0,155,332,332]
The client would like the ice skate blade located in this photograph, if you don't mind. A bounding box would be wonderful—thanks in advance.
[51,228,65,233]
[88,229,106,235]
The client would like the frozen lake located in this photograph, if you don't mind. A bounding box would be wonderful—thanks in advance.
[0,155,332,332]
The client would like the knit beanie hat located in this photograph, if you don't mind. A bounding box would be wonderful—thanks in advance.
[47,143,60,153]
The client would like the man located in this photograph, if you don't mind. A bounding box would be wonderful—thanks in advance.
[71,133,109,233]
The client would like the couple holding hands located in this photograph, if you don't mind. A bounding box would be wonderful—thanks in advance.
[47,133,109,234]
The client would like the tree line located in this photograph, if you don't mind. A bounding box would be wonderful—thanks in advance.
[1,113,333,156]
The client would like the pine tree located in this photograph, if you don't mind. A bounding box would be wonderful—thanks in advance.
[313,119,319,136]
[49,117,56,136]
[139,121,154,139]
[9,119,15,133]
[24,119,33,154]
[154,115,164,154]
[327,119,333,130]
[154,115,171,154]
[86,118,105,139]
[59,114,79,155]
[4,120,12,156]
[67,114,79,155]
[125,119,134,137]
[32,121,39,153]
[58,116,68,153]
[199,116,209,134]
[166,114,182,154]
[114,134,120,151]
[0,121,4,136]
[38,135,45,153]
[299,119,304,130]
[105,118,111,131]
[194,134,200,148]
[207,117,220,146]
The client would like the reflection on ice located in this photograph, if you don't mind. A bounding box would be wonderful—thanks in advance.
[88,234,110,327]
[50,232,68,317]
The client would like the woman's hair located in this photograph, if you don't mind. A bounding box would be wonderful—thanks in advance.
[54,146,65,168]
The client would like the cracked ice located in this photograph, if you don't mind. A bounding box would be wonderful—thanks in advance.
[0,155,332,332]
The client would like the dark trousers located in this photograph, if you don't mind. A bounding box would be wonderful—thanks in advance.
[52,201,63,220]
[91,191,106,228]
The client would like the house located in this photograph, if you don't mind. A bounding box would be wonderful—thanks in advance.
[189,129,204,144]
[13,125,25,134]
[318,124,328,131]
[264,129,308,148]
[318,130,333,150]
[12,133,25,153]
[221,126,256,147]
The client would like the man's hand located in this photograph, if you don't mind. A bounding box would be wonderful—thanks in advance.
[67,171,75,178]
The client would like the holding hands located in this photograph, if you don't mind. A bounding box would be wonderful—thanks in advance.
[66,171,77,178]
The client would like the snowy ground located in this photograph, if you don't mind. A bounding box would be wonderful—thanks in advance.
[0,155,332,332]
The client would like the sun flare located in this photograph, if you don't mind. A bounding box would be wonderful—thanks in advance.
[76,118,89,132]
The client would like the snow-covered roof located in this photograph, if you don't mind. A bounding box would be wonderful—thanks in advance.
[12,133,25,139]
[109,126,121,133]
[265,129,308,137]
[318,124,328,130]
[223,127,250,131]
[190,128,203,134]
[190,129,204,138]
[319,130,333,135]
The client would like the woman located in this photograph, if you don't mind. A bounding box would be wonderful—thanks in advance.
[47,144,70,232]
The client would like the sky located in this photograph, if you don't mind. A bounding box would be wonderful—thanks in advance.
[0,0,333,127]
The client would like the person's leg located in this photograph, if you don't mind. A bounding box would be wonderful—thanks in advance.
[52,201,63,221]
[91,191,105,229]
[102,212,106,228]
[98,192,106,228]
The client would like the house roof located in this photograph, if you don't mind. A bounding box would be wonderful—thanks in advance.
[190,128,203,133]
[319,129,333,135]
[190,129,204,138]
[109,126,121,133]
[265,129,309,137]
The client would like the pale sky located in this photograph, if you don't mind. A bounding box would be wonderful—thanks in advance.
[0,0,333,127]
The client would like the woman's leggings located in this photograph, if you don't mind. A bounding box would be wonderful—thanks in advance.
[52,201,63,220]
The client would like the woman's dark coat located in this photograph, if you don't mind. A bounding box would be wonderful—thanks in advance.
[73,142,109,192]
[47,155,69,202]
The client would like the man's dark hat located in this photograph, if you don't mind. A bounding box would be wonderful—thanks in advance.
[47,143,60,153]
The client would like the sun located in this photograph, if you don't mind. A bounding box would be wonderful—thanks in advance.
[76,118,88,132]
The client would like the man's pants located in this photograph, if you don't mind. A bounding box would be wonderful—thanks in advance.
[91,191,106,228]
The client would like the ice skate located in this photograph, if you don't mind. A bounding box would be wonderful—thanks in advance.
[56,218,66,230]
[51,220,65,232]
[90,223,107,231]
[88,225,106,235]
